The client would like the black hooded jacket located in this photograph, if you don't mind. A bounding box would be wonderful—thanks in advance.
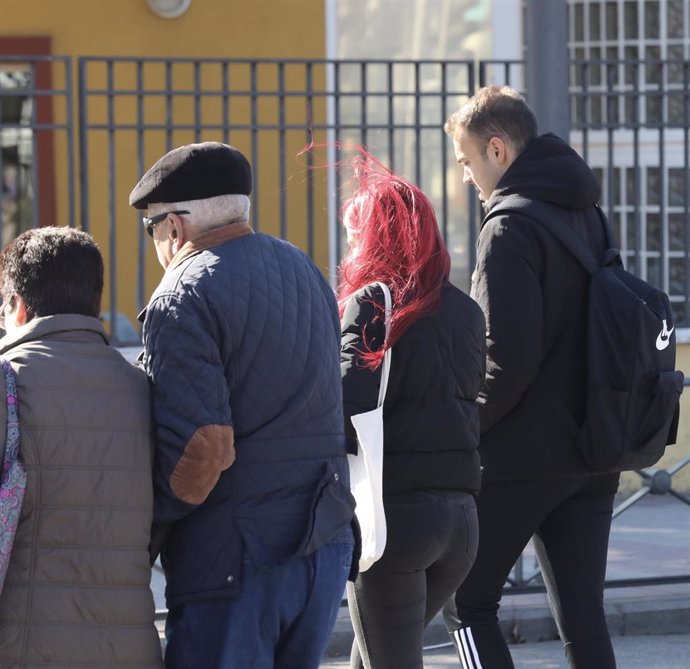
[341,282,486,495]
[473,133,609,480]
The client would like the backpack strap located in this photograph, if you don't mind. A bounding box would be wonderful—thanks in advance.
[485,194,618,277]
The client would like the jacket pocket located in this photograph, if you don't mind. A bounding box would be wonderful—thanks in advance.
[295,461,355,556]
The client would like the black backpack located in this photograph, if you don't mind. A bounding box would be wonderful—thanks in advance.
[486,195,684,472]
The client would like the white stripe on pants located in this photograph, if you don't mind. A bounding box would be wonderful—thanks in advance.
[453,627,484,669]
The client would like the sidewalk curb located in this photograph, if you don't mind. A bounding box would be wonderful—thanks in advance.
[323,590,690,659]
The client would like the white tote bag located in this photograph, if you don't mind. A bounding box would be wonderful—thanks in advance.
[348,282,392,572]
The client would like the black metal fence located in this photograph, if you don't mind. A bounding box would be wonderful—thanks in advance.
[1,55,689,338]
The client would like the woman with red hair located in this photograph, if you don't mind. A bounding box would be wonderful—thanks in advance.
[339,156,486,669]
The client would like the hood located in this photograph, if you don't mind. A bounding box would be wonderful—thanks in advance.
[486,133,601,212]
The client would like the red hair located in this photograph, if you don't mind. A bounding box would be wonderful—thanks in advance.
[337,153,451,369]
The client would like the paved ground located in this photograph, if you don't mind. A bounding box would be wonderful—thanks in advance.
[320,633,690,668]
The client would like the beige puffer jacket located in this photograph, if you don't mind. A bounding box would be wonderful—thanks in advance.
[0,315,163,668]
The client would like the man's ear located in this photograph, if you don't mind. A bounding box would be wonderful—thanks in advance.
[168,212,187,249]
[12,295,29,326]
[487,136,513,166]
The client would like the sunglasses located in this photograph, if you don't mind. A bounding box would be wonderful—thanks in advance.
[143,210,189,237]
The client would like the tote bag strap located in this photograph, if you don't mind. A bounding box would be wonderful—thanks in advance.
[373,282,392,409]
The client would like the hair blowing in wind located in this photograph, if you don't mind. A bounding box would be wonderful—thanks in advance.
[337,153,451,369]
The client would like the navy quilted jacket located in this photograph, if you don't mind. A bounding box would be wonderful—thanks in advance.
[141,224,355,608]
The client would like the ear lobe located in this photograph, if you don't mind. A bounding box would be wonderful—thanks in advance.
[13,295,29,326]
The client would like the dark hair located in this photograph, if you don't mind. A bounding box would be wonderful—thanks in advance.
[337,153,451,370]
[0,227,104,320]
[444,85,538,154]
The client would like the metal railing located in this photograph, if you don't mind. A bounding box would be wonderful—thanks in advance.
[2,56,689,340]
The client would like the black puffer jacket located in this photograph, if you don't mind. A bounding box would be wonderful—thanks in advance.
[341,282,486,495]
[472,133,611,481]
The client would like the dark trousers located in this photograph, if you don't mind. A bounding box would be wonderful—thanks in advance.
[348,490,479,669]
[443,474,620,669]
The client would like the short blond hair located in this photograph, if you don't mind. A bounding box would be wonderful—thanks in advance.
[445,85,538,155]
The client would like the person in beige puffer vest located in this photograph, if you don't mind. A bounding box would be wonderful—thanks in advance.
[0,227,163,668]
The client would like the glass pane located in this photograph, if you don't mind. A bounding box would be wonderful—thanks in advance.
[669,213,688,251]
[572,94,585,126]
[647,256,662,288]
[625,45,639,86]
[669,258,686,295]
[590,47,602,85]
[574,1,585,42]
[668,46,685,83]
[645,1,660,39]
[0,68,35,242]
[573,47,586,86]
[613,167,622,206]
[624,1,639,39]
[590,2,601,40]
[625,95,637,125]
[669,169,687,207]
[605,93,619,125]
[605,48,619,86]
[645,91,662,125]
[647,167,661,206]
[646,213,661,251]
[667,0,684,39]
[626,215,639,251]
[668,93,685,125]
[645,46,661,84]
[606,2,618,40]
[627,167,641,205]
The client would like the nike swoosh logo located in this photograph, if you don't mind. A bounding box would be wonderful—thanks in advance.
[656,319,674,351]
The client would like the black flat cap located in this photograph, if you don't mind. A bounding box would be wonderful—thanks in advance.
[128,142,252,209]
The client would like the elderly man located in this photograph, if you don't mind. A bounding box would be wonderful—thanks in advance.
[130,142,355,669]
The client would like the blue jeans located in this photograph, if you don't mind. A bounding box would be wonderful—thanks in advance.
[164,541,353,669]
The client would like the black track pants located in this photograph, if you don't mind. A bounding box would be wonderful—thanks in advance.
[348,490,479,669]
[443,474,619,669]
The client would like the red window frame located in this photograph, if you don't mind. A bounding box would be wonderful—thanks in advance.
[0,36,56,228]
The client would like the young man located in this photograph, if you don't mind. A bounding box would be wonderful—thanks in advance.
[129,142,355,668]
[442,86,619,669]
[0,227,162,668]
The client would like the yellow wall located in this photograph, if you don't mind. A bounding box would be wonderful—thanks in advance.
[1,0,329,327]
[1,1,325,59]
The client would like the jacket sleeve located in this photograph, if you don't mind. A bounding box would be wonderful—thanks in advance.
[340,284,385,453]
[470,215,544,434]
[143,290,236,525]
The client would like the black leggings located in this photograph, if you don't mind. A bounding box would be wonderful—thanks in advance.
[348,490,479,669]
[443,474,619,669]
